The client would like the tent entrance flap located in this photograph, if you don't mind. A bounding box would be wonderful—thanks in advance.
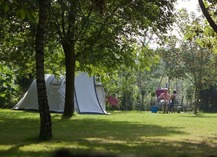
[74,73,106,114]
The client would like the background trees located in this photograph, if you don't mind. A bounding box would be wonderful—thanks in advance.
[1,0,217,117]
[157,5,217,113]
[49,0,177,117]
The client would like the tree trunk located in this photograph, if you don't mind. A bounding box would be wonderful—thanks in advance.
[61,1,77,118]
[62,42,75,118]
[198,0,217,33]
[141,94,145,110]
[35,0,52,140]
[194,88,199,114]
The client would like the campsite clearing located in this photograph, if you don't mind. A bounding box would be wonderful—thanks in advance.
[0,109,217,157]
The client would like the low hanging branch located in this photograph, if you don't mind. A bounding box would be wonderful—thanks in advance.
[198,0,217,33]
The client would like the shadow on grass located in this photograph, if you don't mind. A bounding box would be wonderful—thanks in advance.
[181,113,217,119]
[0,111,217,157]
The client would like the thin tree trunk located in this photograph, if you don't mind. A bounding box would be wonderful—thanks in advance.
[62,1,77,118]
[141,94,145,110]
[35,0,52,140]
[194,88,199,114]
[62,42,75,118]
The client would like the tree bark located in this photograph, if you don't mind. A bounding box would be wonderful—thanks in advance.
[198,0,217,33]
[62,1,77,118]
[62,41,75,118]
[35,0,52,140]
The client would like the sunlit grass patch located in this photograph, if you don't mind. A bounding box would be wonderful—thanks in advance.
[1,109,217,157]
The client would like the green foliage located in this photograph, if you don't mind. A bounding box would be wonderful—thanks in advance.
[0,0,10,13]
[50,0,177,71]
[186,83,194,104]
[155,8,217,113]
[179,11,217,94]
[16,8,36,21]
[156,47,186,80]
[0,15,36,74]
[0,64,20,108]
[1,0,178,112]
[0,1,65,109]
[0,0,37,21]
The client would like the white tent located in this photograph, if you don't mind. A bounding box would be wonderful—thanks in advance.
[13,72,107,114]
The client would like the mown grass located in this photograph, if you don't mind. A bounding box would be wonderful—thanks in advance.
[0,109,217,157]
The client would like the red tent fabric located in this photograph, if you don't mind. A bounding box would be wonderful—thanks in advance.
[156,88,167,97]
[107,96,119,107]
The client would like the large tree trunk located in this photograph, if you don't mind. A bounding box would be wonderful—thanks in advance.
[35,0,52,140]
[198,0,217,33]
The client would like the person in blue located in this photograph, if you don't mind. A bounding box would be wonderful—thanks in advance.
[169,89,178,113]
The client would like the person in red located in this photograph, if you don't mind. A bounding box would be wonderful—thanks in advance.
[158,88,171,113]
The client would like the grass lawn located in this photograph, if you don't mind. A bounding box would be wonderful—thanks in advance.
[0,109,217,157]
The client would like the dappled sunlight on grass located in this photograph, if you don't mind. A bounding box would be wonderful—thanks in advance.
[86,137,128,144]
[17,142,90,152]
[0,145,16,151]
[1,109,217,157]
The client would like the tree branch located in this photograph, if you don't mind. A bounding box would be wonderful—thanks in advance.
[198,0,217,33]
